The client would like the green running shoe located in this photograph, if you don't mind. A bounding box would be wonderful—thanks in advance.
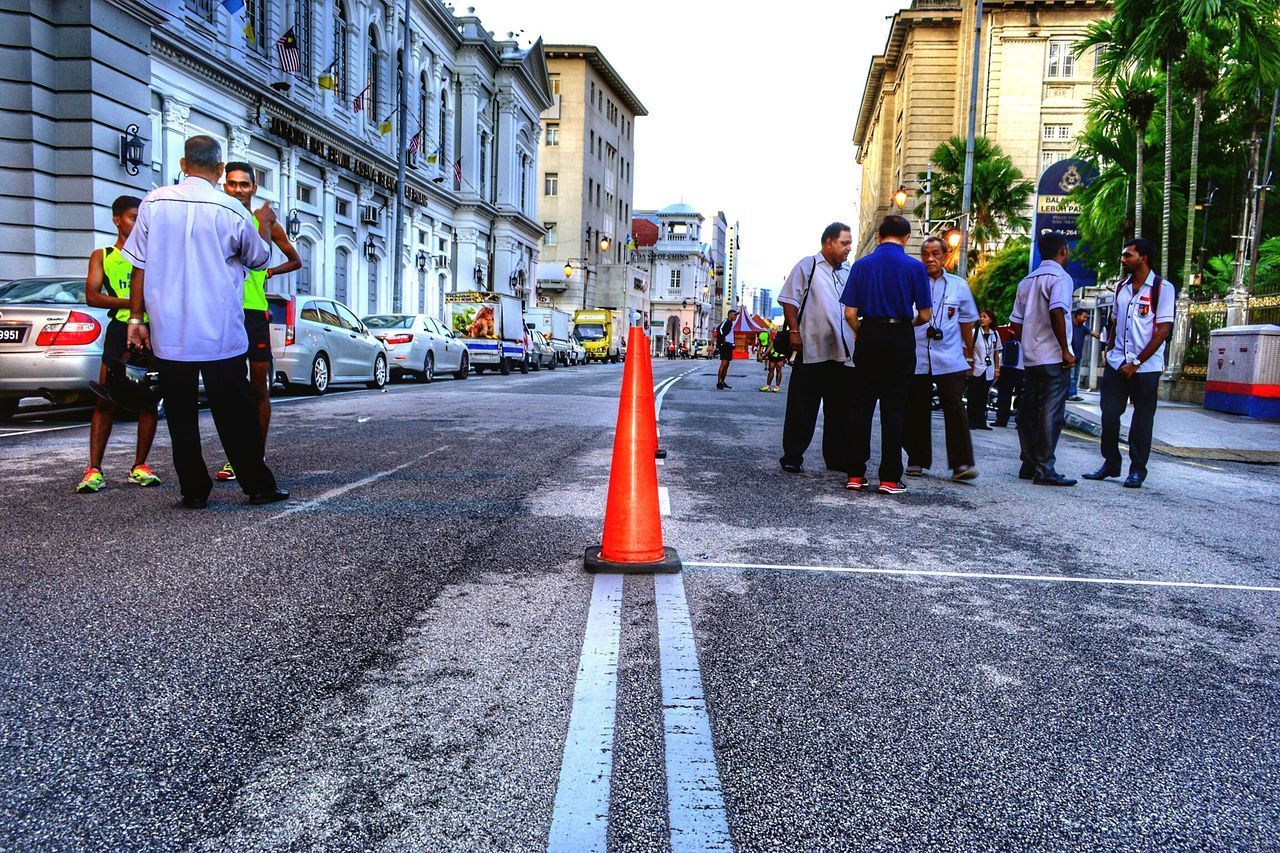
[128,464,161,487]
[76,466,105,493]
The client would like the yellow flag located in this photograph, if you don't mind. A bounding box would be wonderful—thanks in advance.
[379,119,393,136]
[318,74,336,91]
[243,22,255,42]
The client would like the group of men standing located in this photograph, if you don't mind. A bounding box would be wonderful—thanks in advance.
[775,215,1175,494]
[78,135,297,509]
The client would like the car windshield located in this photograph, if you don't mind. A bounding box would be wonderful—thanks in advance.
[574,324,605,341]
[0,278,84,305]
[363,315,414,329]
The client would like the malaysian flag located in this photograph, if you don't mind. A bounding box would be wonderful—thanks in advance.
[453,157,463,184]
[274,28,301,73]
[353,84,369,112]
[408,129,423,156]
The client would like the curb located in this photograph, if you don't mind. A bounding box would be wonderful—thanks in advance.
[1064,408,1107,439]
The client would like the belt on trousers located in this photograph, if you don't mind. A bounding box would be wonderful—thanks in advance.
[860,316,911,324]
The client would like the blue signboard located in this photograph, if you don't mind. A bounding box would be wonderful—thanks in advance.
[1029,158,1099,290]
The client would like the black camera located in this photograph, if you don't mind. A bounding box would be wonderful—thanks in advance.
[926,326,944,341]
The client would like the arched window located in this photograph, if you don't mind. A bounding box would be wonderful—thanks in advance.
[438,90,448,170]
[293,0,312,77]
[418,71,429,163]
[333,1,349,101]
[367,25,381,121]
[245,0,267,50]
[479,132,488,199]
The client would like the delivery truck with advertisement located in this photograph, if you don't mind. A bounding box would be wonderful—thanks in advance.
[572,309,626,363]
[524,307,576,365]
[446,291,529,374]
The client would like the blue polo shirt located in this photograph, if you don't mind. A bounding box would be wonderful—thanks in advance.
[839,242,931,320]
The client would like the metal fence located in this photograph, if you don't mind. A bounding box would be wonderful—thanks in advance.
[1181,294,1280,378]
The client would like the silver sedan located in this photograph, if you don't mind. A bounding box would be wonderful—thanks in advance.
[363,313,470,382]
[0,276,110,419]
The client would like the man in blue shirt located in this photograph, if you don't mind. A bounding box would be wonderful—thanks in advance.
[839,215,933,494]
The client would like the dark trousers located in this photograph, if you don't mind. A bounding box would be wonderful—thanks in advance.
[1017,363,1071,478]
[1100,365,1160,477]
[780,355,853,470]
[994,367,1024,425]
[848,323,915,483]
[157,355,278,499]
[903,371,973,470]
[967,375,992,427]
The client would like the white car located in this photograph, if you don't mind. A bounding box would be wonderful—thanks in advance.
[364,313,470,382]
[268,295,389,394]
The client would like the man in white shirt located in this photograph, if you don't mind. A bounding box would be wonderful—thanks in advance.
[903,236,979,481]
[777,222,855,473]
[1084,238,1175,488]
[123,135,287,509]
[1009,232,1077,486]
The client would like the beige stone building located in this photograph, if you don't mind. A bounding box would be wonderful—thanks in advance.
[534,45,649,322]
[853,0,1111,256]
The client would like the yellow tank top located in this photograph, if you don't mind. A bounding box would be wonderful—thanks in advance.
[102,247,146,323]
[244,215,269,311]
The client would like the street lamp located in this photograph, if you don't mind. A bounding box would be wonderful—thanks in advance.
[285,208,301,240]
[363,234,378,262]
[945,228,963,250]
[415,249,429,271]
[893,186,909,209]
[119,124,146,176]
[599,235,611,253]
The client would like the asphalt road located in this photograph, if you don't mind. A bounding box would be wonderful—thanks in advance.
[1,357,1277,850]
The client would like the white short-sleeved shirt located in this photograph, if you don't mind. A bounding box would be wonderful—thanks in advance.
[1106,271,1177,374]
[778,253,854,365]
[1009,259,1075,367]
[972,326,1001,381]
[122,176,270,362]
[914,272,978,375]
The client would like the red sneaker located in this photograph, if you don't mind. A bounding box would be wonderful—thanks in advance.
[877,481,907,495]
[845,476,868,491]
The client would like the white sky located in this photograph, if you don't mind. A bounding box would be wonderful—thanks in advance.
[468,0,907,290]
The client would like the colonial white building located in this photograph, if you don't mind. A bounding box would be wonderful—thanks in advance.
[7,0,552,321]
[633,204,713,356]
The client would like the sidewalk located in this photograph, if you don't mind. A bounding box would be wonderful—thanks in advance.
[1064,390,1280,464]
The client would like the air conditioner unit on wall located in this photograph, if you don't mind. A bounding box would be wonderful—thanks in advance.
[360,205,382,225]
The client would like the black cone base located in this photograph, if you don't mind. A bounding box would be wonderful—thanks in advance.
[583,545,682,574]
[655,448,668,459]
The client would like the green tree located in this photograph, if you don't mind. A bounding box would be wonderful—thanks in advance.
[914,136,1034,263]
[968,238,1030,324]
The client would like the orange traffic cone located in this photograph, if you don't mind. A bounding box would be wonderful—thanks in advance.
[584,326,681,574]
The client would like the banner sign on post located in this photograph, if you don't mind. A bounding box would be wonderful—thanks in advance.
[1030,158,1099,290]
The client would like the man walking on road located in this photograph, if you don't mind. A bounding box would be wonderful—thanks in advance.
[992,331,1023,427]
[777,222,855,473]
[715,310,737,389]
[216,161,302,482]
[903,236,979,481]
[841,215,932,494]
[1084,238,1175,488]
[1010,232,1076,486]
[122,135,287,509]
[1067,308,1099,401]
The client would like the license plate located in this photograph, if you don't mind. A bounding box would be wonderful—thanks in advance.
[0,327,27,344]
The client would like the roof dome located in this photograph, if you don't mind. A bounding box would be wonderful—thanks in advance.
[658,203,699,216]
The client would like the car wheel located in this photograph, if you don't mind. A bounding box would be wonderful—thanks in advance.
[520,356,530,375]
[499,358,511,376]
[453,351,469,380]
[423,351,435,383]
[531,354,541,371]
[475,364,487,375]
[0,398,17,421]
[368,354,388,389]
[548,356,556,370]
[309,354,331,395]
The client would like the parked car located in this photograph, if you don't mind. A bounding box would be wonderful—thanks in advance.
[0,276,109,419]
[568,339,587,365]
[526,329,557,370]
[695,340,715,359]
[267,294,388,394]
[529,321,574,366]
[364,313,470,382]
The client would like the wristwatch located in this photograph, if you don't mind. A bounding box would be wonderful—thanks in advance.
[1128,355,1142,366]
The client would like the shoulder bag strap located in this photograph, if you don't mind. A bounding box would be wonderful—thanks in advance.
[796,257,818,323]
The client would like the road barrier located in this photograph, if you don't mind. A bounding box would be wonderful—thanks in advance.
[584,326,681,574]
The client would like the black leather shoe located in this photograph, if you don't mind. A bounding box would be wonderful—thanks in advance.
[1033,473,1077,486]
[1018,467,1036,480]
[780,463,803,474]
[248,488,290,505]
[181,496,208,510]
[1123,473,1145,489]
[992,421,1008,428]
[1082,466,1120,481]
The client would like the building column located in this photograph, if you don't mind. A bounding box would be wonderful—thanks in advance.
[458,74,481,194]
[495,91,517,208]
[321,170,339,299]
[161,96,191,186]
[1226,287,1249,326]
[227,126,251,161]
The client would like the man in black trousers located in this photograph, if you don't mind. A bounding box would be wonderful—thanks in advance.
[123,135,288,509]
[840,215,932,495]
[777,223,855,473]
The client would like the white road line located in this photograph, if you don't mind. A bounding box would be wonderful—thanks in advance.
[654,368,696,421]
[658,486,671,517]
[654,573,733,852]
[267,446,446,520]
[548,573,625,853]
[686,561,1280,594]
[0,423,90,439]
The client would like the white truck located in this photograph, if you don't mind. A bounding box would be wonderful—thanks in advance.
[524,307,577,365]
[446,291,529,375]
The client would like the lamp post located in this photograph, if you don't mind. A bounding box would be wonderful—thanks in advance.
[564,257,590,309]
[119,124,145,176]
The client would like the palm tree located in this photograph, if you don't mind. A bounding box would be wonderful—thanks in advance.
[914,136,1034,261]
[1123,86,1156,238]
[1179,32,1221,284]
